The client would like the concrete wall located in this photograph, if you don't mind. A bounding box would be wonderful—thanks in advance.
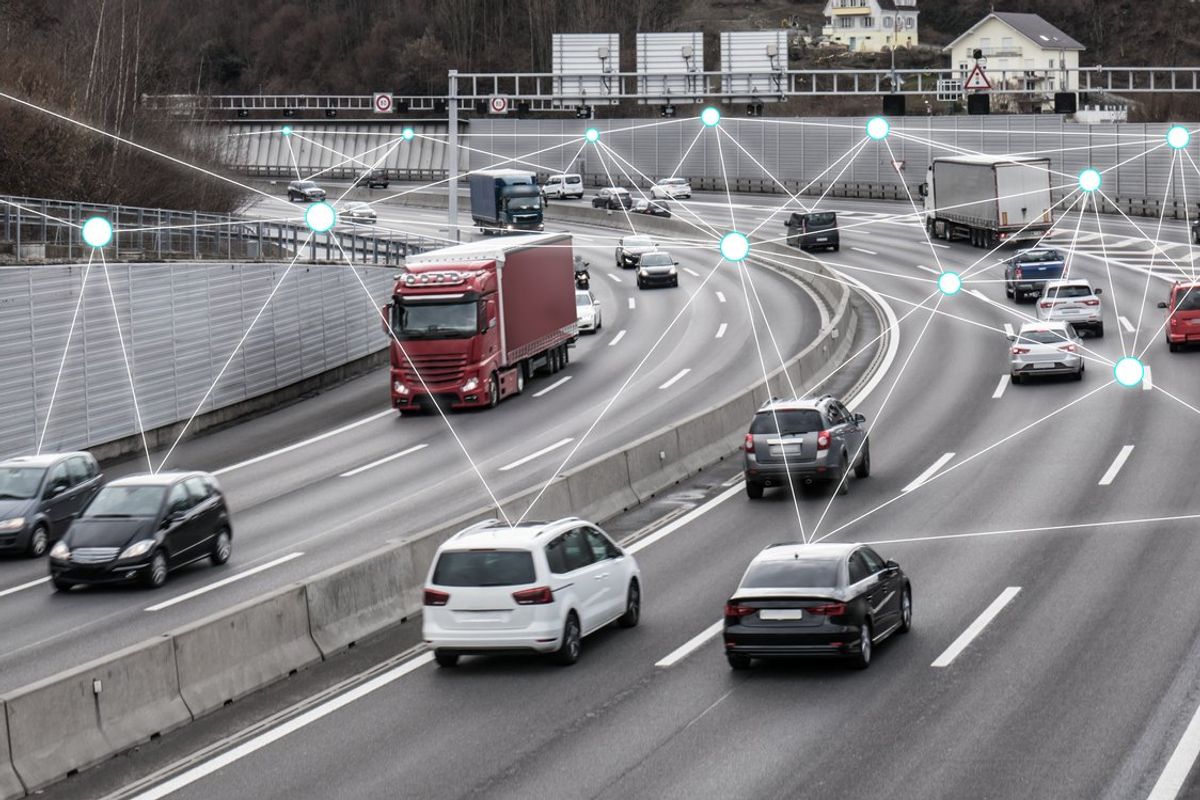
[0,261,393,460]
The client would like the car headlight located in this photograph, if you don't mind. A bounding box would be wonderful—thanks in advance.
[393,381,409,395]
[638,268,648,276]
[668,266,677,276]
[461,377,479,393]
[50,540,70,560]
[0,517,25,531]
[119,539,156,560]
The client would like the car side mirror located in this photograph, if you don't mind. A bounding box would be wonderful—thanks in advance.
[884,560,900,575]
[854,413,866,424]
[1158,301,1169,309]
[918,184,928,198]
[380,303,392,334]
[1094,288,1103,295]
[1006,334,1016,342]
[46,482,68,499]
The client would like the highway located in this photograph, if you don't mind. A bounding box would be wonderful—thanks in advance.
[25,180,1200,799]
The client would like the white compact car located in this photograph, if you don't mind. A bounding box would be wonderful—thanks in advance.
[543,173,584,199]
[339,201,377,224]
[576,289,601,333]
[1036,279,1104,336]
[422,518,641,667]
[651,177,692,199]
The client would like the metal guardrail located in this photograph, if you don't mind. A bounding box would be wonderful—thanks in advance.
[0,195,444,265]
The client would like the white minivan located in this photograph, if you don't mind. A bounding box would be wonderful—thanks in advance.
[543,173,584,199]
[422,517,641,667]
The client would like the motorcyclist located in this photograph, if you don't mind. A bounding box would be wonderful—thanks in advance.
[574,255,590,289]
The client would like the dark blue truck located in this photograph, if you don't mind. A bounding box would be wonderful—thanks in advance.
[468,169,544,235]
[1004,247,1066,302]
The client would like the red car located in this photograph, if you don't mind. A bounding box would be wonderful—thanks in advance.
[1158,282,1200,351]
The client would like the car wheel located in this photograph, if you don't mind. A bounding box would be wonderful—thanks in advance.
[637,278,644,289]
[851,623,872,669]
[1094,322,1104,338]
[617,581,641,628]
[595,313,602,331]
[832,243,840,252]
[434,651,460,668]
[899,587,913,633]
[836,454,850,495]
[487,372,500,408]
[672,279,678,287]
[746,482,764,499]
[1011,373,1023,385]
[727,653,752,671]
[210,528,232,566]
[1005,283,1014,298]
[1074,366,1084,381]
[26,524,49,558]
[552,613,581,666]
[142,551,168,589]
[51,576,75,592]
[1170,341,1182,353]
[854,441,871,479]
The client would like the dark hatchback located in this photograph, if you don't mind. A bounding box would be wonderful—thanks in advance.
[0,453,103,557]
[49,471,232,591]
[723,542,910,670]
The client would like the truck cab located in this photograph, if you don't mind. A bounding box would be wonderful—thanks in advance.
[469,170,544,234]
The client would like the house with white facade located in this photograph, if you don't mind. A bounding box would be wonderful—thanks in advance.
[945,12,1085,93]
[822,0,919,54]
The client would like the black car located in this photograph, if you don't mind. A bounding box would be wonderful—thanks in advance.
[785,211,839,252]
[592,187,633,210]
[49,471,232,590]
[356,169,389,189]
[632,198,671,217]
[723,542,910,670]
[0,453,103,557]
[635,251,679,289]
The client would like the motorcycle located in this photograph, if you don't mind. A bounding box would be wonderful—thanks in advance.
[574,257,591,289]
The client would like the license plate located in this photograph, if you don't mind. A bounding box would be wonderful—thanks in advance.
[759,609,804,621]
[1034,363,1055,369]
[768,446,802,457]
[815,237,828,242]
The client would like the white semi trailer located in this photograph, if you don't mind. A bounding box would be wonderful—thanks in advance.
[919,155,1054,248]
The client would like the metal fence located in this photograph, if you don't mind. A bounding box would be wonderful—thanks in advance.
[0,260,395,459]
[0,195,444,265]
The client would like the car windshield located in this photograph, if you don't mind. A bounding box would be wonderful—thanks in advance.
[576,292,592,307]
[625,237,653,249]
[432,550,536,587]
[750,409,824,435]
[741,559,840,589]
[509,196,541,211]
[0,467,46,500]
[1045,285,1092,298]
[639,253,673,267]
[1017,329,1072,344]
[296,181,318,190]
[1018,250,1061,263]
[662,178,687,185]
[392,299,479,339]
[1174,290,1200,311]
[83,485,166,518]
[805,212,836,227]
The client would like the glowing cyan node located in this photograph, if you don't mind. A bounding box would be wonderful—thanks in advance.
[281,125,293,136]
[1167,125,1191,150]
[305,202,337,233]
[82,216,113,249]
[937,271,962,296]
[1114,356,1145,388]
[720,231,750,262]
[584,128,600,143]
[402,127,415,141]
[701,107,721,127]
[1078,168,1102,193]
[866,117,890,140]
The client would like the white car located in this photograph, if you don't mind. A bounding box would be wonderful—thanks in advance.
[543,173,584,199]
[422,518,641,667]
[651,177,692,200]
[339,201,377,224]
[576,289,601,333]
[1009,321,1084,383]
[1036,279,1104,336]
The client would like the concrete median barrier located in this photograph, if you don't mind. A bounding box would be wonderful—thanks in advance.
[171,584,321,718]
[0,702,24,800]
[305,546,423,658]
[564,449,639,522]
[3,637,190,793]
[624,428,685,503]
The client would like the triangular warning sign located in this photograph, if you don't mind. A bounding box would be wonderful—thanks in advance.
[964,65,991,90]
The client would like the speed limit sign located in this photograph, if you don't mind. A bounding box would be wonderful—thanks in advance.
[488,96,509,115]
[373,93,394,114]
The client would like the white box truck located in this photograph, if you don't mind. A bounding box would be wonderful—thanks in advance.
[919,155,1054,248]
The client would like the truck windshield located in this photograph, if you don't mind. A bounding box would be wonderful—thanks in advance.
[508,196,541,211]
[393,299,480,339]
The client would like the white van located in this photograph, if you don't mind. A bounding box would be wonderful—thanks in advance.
[543,173,584,199]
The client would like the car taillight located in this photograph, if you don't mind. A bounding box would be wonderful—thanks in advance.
[1059,344,1077,352]
[816,430,831,450]
[1040,301,1054,309]
[1082,299,1100,306]
[1011,347,1031,355]
[1015,266,1023,279]
[807,603,847,616]
[724,603,755,619]
[744,433,755,453]
[423,589,450,606]
[512,586,554,605]
[1171,317,1179,328]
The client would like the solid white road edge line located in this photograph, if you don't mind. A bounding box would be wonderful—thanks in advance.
[659,369,691,390]
[902,452,955,494]
[0,576,50,599]
[993,375,1010,400]
[213,410,393,476]
[626,482,744,555]
[930,587,1021,668]
[145,553,306,612]
[608,330,626,346]
[655,621,724,668]
[1147,696,1200,800]
[339,444,428,478]
[716,323,728,339]
[499,438,574,472]
[1098,444,1135,486]
[125,652,435,800]
[533,376,572,398]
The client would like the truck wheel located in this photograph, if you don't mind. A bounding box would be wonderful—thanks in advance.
[548,349,560,374]
[487,373,500,408]
[515,367,525,394]
[561,344,569,365]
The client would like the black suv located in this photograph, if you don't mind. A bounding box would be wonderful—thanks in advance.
[785,211,839,252]
[356,169,389,189]
[0,453,103,557]
[743,395,869,499]
[49,471,232,590]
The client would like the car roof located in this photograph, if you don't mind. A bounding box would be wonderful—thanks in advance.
[756,394,838,413]
[0,452,89,468]
[1044,279,1092,288]
[1172,282,1200,291]
[623,236,654,244]
[1017,320,1072,333]
[107,471,205,487]
[753,542,858,562]
[442,517,590,550]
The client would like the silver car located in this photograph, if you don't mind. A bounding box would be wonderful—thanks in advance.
[650,177,692,200]
[1009,321,1084,383]
[339,202,377,224]
[1036,279,1104,337]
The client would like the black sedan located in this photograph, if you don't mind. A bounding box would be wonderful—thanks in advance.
[49,471,232,591]
[632,198,671,217]
[723,542,911,669]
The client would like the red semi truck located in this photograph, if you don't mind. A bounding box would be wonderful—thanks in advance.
[383,233,578,411]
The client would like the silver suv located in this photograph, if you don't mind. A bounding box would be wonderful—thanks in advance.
[743,396,870,499]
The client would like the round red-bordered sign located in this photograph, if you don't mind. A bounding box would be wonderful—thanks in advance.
[373,93,393,113]
[489,96,508,114]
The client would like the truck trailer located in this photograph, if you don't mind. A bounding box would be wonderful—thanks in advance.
[384,233,577,411]
[468,169,544,234]
[919,155,1054,248]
